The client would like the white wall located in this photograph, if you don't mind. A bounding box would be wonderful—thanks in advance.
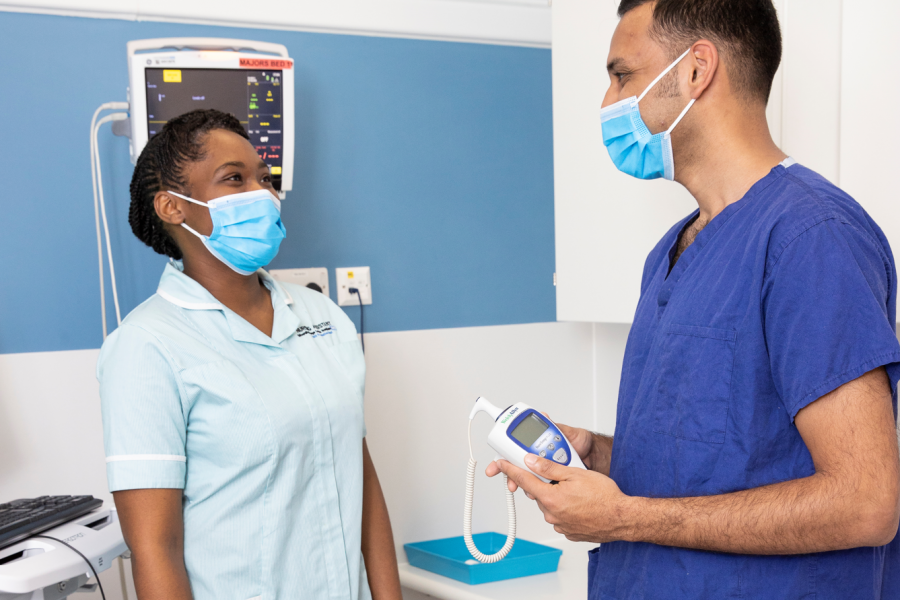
[0,321,631,599]
[779,0,842,184]
[0,0,551,47]
[364,322,598,555]
[0,349,109,503]
[551,0,711,324]
[554,0,900,324]
[840,0,900,247]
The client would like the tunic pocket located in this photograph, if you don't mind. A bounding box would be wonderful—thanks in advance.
[653,324,736,444]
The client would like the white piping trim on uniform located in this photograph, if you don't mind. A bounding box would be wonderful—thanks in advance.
[157,289,223,311]
[245,596,262,600]
[106,454,187,463]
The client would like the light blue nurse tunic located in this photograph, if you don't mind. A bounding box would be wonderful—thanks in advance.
[98,261,371,600]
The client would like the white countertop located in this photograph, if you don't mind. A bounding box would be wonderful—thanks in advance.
[398,538,595,600]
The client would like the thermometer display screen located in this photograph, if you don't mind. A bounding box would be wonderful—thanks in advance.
[510,413,550,447]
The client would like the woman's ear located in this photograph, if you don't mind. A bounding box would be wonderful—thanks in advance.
[154,191,185,226]
[686,40,719,100]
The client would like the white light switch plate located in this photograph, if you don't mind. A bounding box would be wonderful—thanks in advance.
[336,267,372,306]
[269,268,329,297]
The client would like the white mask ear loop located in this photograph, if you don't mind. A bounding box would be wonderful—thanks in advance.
[167,190,209,207]
[637,46,694,103]
[180,222,206,240]
[168,191,210,240]
[667,98,696,135]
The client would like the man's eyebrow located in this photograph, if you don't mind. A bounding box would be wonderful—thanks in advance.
[214,161,245,173]
[607,57,628,73]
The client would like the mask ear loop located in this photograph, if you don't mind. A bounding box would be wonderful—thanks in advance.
[180,222,206,240]
[667,98,696,135]
[167,190,209,207]
[168,191,213,241]
[637,46,694,103]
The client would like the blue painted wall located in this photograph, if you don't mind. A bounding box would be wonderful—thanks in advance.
[0,12,555,354]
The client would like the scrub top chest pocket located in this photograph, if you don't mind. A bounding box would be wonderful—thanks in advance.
[653,324,736,444]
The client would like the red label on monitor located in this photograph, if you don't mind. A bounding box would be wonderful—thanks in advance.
[239,58,293,69]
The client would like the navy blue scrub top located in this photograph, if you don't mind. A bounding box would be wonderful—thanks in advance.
[590,163,900,600]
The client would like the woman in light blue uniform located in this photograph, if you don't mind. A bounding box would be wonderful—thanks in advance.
[98,110,401,600]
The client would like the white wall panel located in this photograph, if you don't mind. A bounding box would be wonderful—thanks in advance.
[780,0,842,183]
[363,321,596,560]
[592,323,630,434]
[0,348,109,502]
[0,0,551,47]
[552,0,790,324]
[765,0,786,148]
[552,0,702,324]
[840,0,900,252]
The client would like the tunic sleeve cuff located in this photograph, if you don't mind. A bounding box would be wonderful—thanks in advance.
[106,455,187,491]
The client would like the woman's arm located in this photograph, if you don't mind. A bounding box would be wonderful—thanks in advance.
[361,440,402,600]
[113,489,193,600]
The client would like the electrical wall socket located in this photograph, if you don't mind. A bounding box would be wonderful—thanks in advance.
[269,268,329,297]
[336,267,372,306]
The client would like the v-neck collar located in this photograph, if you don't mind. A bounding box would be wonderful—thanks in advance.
[157,261,301,348]
[656,165,786,315]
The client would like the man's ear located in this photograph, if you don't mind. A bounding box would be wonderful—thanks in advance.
[685,40,719,100]
[154,191,186,226]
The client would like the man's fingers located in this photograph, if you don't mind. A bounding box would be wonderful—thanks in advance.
[496,460,552,499]
[485,461,502,478]
[524,454,574,483]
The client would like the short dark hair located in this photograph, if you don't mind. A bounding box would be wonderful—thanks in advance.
[617,0,782,104]
[128,109,249,259]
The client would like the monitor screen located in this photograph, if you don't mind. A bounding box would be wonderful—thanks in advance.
[510,413,550,447]
[145,68,285,190]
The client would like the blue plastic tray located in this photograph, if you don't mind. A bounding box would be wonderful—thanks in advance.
[404,533,563,585]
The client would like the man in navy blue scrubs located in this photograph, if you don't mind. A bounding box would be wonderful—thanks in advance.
[488,1,900,597]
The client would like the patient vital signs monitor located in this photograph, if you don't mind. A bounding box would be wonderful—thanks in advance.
[127,38,295,197]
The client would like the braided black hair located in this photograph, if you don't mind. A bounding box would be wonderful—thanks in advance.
[128,109,249,259]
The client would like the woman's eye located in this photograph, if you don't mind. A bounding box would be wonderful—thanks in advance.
[225,173,243,182]
[262,174,271,183]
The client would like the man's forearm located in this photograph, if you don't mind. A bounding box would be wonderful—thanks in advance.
[590,433,614,476]
[622,471,897,554]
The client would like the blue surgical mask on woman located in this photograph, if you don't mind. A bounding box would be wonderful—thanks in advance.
[169,188,286,275]
[600,47,696,181]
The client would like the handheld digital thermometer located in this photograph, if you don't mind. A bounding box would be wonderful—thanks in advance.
[463,396,587,563]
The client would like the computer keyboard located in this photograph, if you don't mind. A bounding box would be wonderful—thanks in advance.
[0,496,103,549]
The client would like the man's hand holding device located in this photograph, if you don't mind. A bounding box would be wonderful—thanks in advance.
[486,421,632,544]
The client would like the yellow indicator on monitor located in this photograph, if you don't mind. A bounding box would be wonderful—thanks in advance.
[163,70,182,83]
[270,166,282,175]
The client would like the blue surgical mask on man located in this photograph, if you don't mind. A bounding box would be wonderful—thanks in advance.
[169,188,286,275]
[600,47,696,181]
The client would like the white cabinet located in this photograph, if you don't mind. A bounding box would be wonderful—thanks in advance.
[553,0,899,324]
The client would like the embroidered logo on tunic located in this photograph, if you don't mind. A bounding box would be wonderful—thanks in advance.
[296,321,335,339]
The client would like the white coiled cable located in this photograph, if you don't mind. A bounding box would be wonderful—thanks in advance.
[463,419,516,563]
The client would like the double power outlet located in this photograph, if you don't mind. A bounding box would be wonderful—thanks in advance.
[269,267,372,307]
